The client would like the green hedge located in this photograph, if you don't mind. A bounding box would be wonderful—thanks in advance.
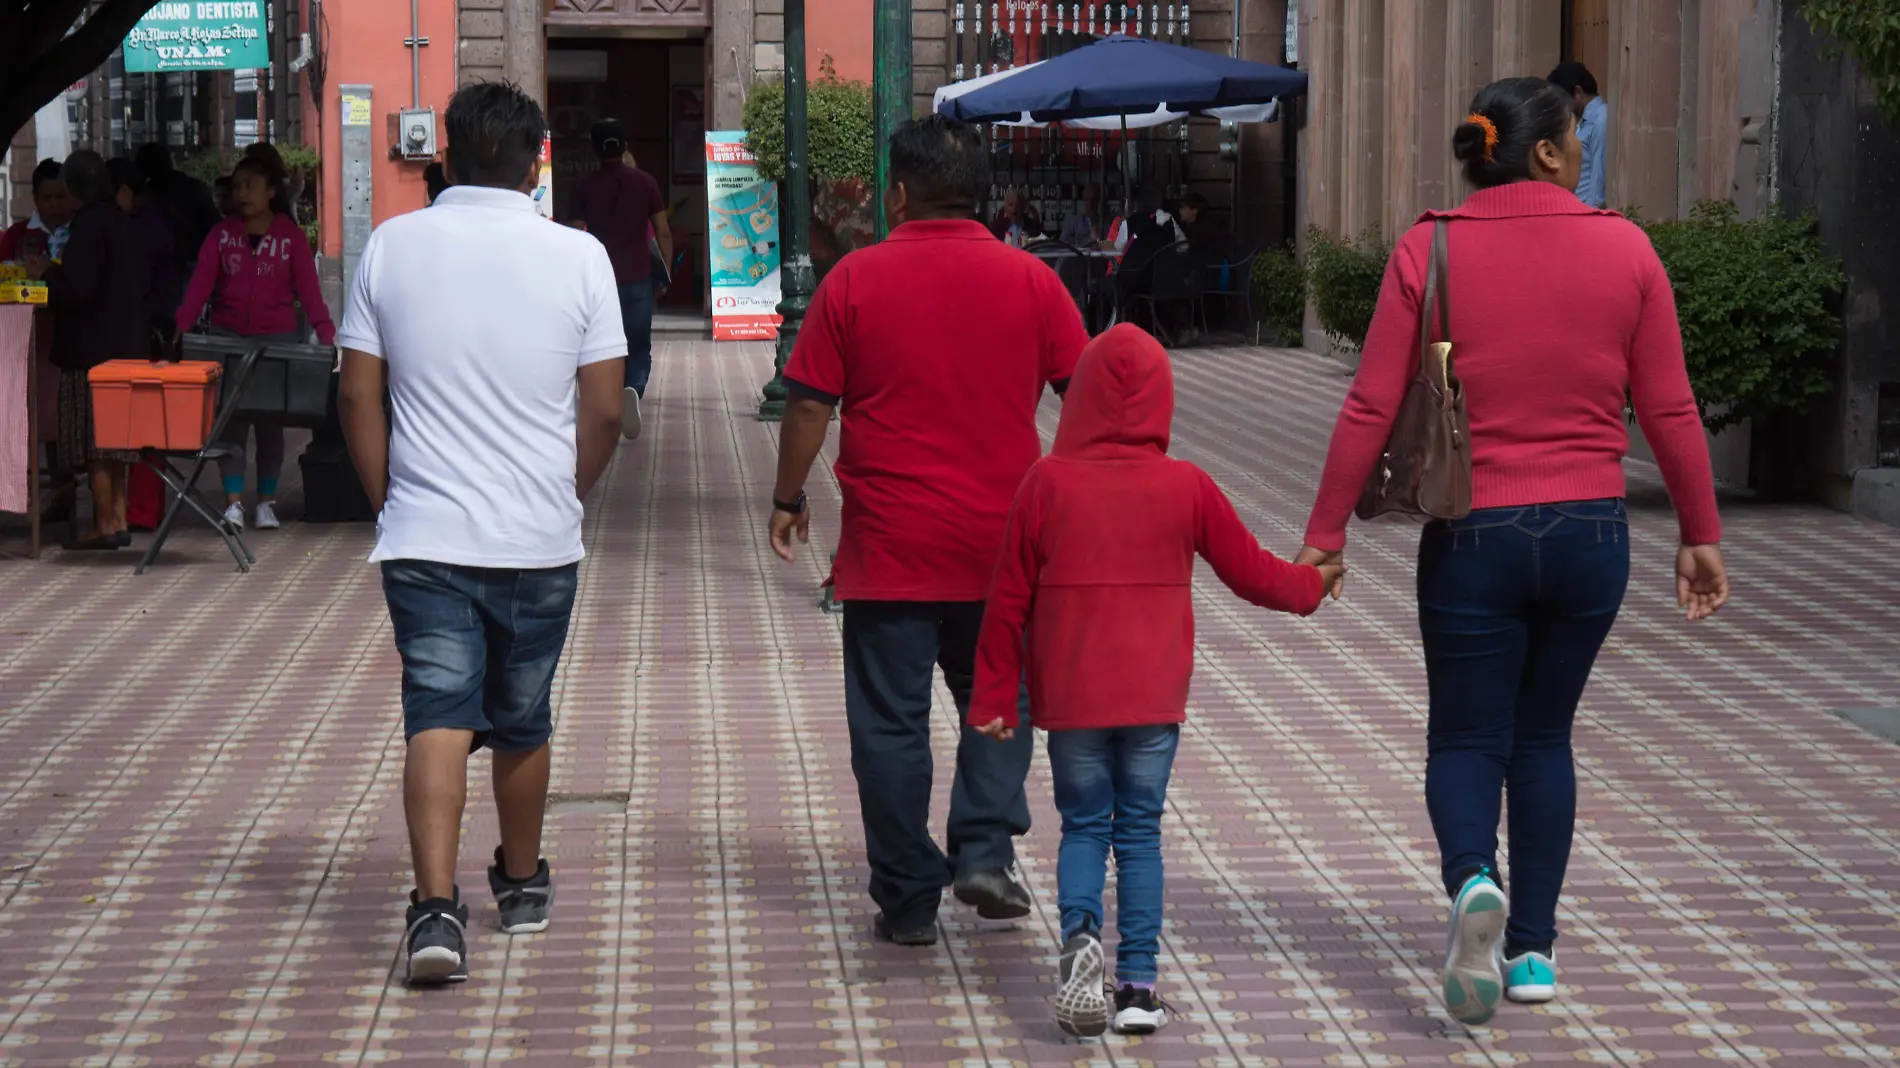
[742,64,875,184]
[1639,201,1844,433]
[1249,242,1307,346]
[1304,226,1389,352]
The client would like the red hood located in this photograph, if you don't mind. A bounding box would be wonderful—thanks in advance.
[1051,324,1174,460]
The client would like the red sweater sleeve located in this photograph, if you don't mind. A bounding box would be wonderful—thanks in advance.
[1629,249,1721,545]
[175,228,223,337]
[1303,229,1427,551]
[970,472,1043,730]
[1196,467,1326,615]
[287,224,336,345]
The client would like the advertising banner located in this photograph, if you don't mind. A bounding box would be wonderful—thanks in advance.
[704,132,781,342]
[533,132,554,219]
[125,3,270,73]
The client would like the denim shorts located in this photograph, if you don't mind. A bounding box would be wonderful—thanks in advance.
[381,560,579,752]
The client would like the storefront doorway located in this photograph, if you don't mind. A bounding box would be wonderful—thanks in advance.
[547,36,709,314]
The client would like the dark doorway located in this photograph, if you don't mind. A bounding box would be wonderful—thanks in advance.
[547,37,708,312]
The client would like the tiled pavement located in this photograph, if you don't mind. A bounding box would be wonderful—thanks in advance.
[3,340,1900,1067]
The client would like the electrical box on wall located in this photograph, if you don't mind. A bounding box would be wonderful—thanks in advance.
[391,108,437,161]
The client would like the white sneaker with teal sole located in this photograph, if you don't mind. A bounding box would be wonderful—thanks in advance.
[1504,949,1556,1003]
[1442,872,1507,1025]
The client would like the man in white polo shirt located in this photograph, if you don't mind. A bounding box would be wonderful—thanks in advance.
[336,81,625,986]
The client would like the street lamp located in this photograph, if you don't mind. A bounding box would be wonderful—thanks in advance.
[758,0,814,422]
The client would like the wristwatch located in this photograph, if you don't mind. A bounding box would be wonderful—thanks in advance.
[773,491,808,515]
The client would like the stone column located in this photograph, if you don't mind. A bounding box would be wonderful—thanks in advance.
[1235,0,1288,243]
[911,1,949,120]
[1338,0,1384,240]
[1443,0,1494,198]
[1607,0,1681,215]
[1299,0,1344,242]
[713,0,759,132]
[1492,0,1560,80]
[1383,0,1452,232]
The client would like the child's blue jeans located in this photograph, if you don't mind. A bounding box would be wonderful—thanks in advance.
[1047,724,1180,984]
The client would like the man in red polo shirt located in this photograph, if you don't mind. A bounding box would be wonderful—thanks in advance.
[767,115,1088,945]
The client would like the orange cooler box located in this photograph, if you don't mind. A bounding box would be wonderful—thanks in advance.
[88,360,222,451]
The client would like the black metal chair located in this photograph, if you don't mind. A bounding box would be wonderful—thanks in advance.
[1028,239,1094,327]
[1127,245,1208,346]
[1202,243,1261,338]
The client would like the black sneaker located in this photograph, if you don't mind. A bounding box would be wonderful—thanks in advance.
[487,846,554,934]
[404,891,469,986]
[1112,984,1168,1034]
[952,862,1033,921]
[1054,930,1109,1037]
[872,913,939,946]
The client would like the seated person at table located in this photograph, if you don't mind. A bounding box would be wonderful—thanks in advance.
[989,188,1044,244]
[1059,185,1105,247]
[1113,186,1188,300]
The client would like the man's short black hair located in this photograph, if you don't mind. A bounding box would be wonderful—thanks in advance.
[62,150,111,205]
[443,81,547,189]
[30,158,61,191]
[135,142,174,181]
[1548,61,1599,97]
[590,118,628,159]
[889,114,987,218]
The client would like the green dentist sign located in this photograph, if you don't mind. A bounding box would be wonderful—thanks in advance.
[124,2,270,73]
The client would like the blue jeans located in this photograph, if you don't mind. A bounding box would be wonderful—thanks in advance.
[1047,724,1180,984]
[617,279,654,395]
[841,601,1034,928]
[1417,498,1630,952]
[382,560,579,753]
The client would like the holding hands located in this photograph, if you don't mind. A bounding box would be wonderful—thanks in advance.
[1296,546,1348,601]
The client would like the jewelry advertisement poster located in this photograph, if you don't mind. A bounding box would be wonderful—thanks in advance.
[704,132,781,342]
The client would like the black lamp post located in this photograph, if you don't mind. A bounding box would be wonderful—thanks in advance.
[758,0,814,422]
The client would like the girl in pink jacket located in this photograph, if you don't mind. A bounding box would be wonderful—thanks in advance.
[176,153,335,531]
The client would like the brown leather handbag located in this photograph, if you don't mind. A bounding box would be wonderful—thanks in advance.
[1355,219,1472,521]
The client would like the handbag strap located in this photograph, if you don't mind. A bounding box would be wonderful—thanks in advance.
[1431,219,1450,344]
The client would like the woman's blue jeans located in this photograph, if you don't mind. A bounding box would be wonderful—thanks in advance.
[1417,498,1630,952]
[1047,724,1180,983]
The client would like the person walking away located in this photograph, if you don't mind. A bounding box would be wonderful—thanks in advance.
[768,114,1089,945]
[0,159,76,262]
[337,81,624,986]
[424,162,449,205]
[970,324,1343,1037]
[24,151,146,551]
[1296,77,1729,1026]
[176,153,336,531]
[108,158,181,345]
[1548,62,1607,208]
[137,143,222,277]
[566,118,670,441]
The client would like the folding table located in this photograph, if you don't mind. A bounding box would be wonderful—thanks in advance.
[135,336,338,575]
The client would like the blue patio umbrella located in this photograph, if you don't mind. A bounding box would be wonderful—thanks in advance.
[936,34,1308,125]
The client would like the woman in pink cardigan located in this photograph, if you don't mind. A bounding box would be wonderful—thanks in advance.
[176,153,335,531]
[1299,77,1730,1026]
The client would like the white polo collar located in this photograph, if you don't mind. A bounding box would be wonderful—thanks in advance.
[433,185,534,212]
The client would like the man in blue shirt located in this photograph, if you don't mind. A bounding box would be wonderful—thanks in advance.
[1549,62,1607,208]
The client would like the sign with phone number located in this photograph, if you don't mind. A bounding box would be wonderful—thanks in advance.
[124,2,270,73]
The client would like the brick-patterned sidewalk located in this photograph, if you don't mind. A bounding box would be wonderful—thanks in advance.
[3,341,1899,1067]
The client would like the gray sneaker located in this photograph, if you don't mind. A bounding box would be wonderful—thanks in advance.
[404,891,469,986]
[1054,930,1109,1037]
[487,846,553,934]
[953,863,1033,921]
[621,387,643,440]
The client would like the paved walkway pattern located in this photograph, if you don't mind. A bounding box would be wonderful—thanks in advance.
[3,342,1900,1067]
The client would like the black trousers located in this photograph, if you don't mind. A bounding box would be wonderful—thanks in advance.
[842,600,1034,927]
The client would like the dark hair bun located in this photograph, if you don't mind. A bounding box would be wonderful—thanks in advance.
[1451,120,1491,164]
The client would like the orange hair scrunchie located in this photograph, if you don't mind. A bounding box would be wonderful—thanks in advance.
[1465,112,1499,162]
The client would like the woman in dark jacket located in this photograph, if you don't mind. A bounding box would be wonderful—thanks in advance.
[26,150,148,550]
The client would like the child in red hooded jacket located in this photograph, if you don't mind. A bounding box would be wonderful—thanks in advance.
[176,152,335,532]
[969,324,1344,1038]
